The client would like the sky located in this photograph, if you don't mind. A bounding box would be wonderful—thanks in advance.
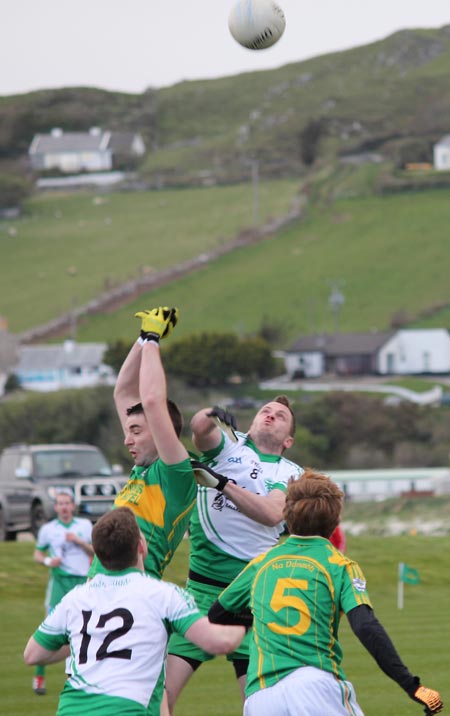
[2,0,450,96]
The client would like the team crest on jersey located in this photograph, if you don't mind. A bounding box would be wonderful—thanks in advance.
[352,577,367,592]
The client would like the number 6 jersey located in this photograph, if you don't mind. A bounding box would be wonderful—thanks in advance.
[32,570,202,716]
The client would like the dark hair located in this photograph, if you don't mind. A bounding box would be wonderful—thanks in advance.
[126,399,184,437]
[283,469,343,538]
[92,507,140,570]
[273,394,296,436]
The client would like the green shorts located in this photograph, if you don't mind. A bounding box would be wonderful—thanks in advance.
[168,578,251,663]
[45,573,86,610]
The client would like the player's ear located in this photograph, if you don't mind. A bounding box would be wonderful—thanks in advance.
[137,532,148,558]
[282,435,294,450]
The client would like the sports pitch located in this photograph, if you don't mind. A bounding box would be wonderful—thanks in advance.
[1,535,448,716]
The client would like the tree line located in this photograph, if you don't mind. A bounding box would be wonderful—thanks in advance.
[1,382,449,472]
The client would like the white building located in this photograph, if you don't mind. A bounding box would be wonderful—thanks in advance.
[284,329,450,378]
[329,467,450,502]
[29,127,146,174]
[377,329,450,375]
[14,340,116,392]
[433,134,450,171]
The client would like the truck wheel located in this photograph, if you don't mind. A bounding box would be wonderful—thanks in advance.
[31,502,46,537]
[0,508,17,541]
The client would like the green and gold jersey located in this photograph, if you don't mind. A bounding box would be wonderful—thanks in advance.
[219,535,372,697]
[89,458,196,579]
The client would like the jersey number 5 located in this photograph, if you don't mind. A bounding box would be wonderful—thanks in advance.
[79,608,134,663]
[267,578,311,636]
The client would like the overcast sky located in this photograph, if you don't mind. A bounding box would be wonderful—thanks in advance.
[2,1,450,96]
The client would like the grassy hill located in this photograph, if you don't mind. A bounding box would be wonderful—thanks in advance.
[0,180,299,334]
[3,26,450,186]
[2,176,450,343]
[3,26,450,343]
[6,178,449,344]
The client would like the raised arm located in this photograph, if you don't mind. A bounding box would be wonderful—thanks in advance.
[133,307,187,466]
[113,340,143,432]
[139,341,187,465]
[191,406,237,452]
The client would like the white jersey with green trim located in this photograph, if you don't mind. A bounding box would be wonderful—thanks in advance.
[191,431,302,575]
[33,570,202,714]
[36,517,92,576]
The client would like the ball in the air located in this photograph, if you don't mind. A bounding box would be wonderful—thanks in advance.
[228,0,286,50]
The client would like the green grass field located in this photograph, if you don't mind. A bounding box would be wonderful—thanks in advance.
[73,187,450,345]
[3,182,450,344]
[1,535,448,716]
[0,180,298,334]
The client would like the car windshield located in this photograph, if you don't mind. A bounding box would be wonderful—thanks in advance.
[34,450,112,479]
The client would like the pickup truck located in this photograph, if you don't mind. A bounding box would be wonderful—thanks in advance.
[0,443,126,540]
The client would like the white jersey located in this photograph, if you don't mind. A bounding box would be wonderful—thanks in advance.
[33,570,202,715]
[36,517,92,576]
[190,431,302,581]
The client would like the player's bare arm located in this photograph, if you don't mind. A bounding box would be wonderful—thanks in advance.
[185,618,245,655]
[114,340,142,432]
[24,638,70,665]
[192,462,286,526]
[190,408,224,452]
[223,483,286,526]
[65,532,94,557]
[33,549,62,568]
[139,341,187,466]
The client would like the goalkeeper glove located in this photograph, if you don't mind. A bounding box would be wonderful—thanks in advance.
[191,459,229,491]
[408,683,443,715]
[207,406,238,443]
[135,307,179,343]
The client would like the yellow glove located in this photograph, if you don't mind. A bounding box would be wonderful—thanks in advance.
[135,307,179,343]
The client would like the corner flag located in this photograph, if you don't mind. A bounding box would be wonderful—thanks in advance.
[400,563,420,585]
[397,562,420,609]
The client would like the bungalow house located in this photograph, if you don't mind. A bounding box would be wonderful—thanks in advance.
[28,127,145,173]
[284,329,450,378]
[284,331,394,378]
[13,340,116,392]
[377,329,450,375]
[433,134,450,171]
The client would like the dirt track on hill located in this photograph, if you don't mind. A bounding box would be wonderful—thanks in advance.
[18,199,302,344]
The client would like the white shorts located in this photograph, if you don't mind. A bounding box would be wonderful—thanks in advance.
[244,666,364,716]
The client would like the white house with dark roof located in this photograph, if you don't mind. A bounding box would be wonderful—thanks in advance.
[284,329,450,378]
[28,127,145,174]
[377,329,450,375]
[14,340,116,392]
[433,134,450,171]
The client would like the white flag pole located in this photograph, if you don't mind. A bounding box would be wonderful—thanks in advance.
[397,562,404,610]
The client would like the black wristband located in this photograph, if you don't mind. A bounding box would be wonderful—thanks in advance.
[191,460,229,491]
[140,329,160,343]
[215,472,229,491]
